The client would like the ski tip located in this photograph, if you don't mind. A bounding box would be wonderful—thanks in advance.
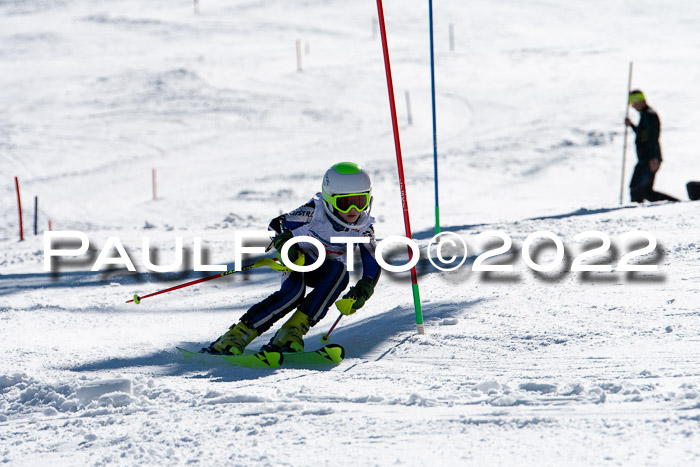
[176,347,195,359]
[320,344,345,363]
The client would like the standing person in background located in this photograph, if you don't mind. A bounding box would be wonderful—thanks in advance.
[624,90,679,203]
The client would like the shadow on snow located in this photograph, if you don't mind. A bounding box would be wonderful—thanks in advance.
[63,298,483,382]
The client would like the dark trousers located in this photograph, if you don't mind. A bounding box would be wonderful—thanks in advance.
[241,259,349,334]
[629,161,678,203]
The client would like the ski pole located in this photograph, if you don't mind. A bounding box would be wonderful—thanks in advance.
[320,297,356,343]
[126,257,286,304]
[320,314,343,344]
[620,61,633,205]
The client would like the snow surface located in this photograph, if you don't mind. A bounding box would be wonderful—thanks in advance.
[1,0,699,465]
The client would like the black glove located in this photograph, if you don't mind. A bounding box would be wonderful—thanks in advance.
[342,277,374,311]
[273,230,300,264]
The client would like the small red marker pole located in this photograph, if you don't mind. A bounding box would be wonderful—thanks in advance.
[14,176,24,241]
[34,196,38,236]
[152,168,157,200]
[296,40,302,72]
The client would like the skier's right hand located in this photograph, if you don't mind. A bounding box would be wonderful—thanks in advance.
[341,278,374,312]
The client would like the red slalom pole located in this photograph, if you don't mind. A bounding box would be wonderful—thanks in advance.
[375,0,424,334]
[15,176,24,241]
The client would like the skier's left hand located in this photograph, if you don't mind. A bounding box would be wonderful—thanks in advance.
[341,278,374,312]
[273,230,300,266]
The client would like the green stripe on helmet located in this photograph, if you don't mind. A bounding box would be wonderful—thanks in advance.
[331,162,362,175]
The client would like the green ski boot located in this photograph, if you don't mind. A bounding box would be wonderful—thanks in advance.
[264,310,310,353]
[203,321,259,355]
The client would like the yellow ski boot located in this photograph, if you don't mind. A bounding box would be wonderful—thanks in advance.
[203,321,258,355]
[264,310,309,353]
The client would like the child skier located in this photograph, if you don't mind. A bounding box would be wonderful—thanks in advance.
[203,162,381,355]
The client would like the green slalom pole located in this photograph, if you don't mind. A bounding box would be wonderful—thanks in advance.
[435,206,440,235]
[376,0,424,334]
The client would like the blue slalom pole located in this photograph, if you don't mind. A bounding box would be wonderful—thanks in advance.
[428,0,440,234]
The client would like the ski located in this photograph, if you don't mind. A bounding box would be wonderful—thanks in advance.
[177,347,283,369]
[176,344,345,369]
[281,343,345,368]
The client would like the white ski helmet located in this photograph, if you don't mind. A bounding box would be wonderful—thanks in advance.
[321,162,372,227]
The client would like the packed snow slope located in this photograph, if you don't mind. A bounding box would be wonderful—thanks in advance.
[1,0,699,465]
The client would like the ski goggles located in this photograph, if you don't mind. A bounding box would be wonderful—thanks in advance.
[325,192,371,213]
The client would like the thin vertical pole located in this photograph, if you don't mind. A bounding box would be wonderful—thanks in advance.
[15,176,24,241]
[296,40,302,72]
[375,0,424,334]
[152,168,157,200]
[429,0,440,234]
[34,196,38,236]
[405,90,413,125]
[620,61,633,205]
[449,23,454,52]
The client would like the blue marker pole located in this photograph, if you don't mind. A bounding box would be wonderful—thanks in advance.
[429,0,440,234]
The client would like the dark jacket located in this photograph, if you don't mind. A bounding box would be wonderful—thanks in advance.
[631,105,662,162]
[268,198,380,284]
